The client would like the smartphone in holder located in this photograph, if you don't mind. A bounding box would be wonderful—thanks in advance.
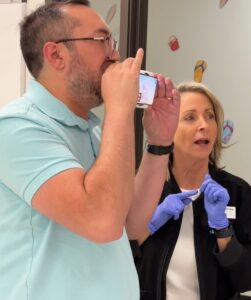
[137,71,158,108]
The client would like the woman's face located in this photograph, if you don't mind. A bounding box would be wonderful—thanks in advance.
[173,91,218,162]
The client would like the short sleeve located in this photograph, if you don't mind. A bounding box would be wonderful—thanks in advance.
[0,117,83,205]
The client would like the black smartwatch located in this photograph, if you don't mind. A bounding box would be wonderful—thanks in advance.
[146,142,174,155]
[210,225,234,238]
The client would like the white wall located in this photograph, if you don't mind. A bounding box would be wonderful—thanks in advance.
[147,0,251,184]
[0,2,26,107]
[0,0,45,108]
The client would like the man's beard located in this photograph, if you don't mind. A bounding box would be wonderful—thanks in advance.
[67,50,107,110]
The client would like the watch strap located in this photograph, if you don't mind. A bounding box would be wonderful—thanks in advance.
[210,225,234,238]
[146,142,174,155]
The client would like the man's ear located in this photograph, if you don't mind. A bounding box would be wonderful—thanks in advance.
[43,41,67,70]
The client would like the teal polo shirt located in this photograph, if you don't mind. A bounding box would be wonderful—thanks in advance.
[0,80,139,300]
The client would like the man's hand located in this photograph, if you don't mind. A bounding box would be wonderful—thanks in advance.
[148,190,197,234]
[143,75,180,146]
[101,48,144,113]
[200,175,229,229]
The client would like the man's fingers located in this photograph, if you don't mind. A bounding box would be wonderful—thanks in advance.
[123,57,134,67]
[165,77,175,95]
[155,75,166,98]
[131,48,144,72]
[172,89,180,104]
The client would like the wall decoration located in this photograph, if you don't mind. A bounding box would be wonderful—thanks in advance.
[219,0,229,9]
[194,59,207,83]
[168,35,180,51]
[222,119,234,144]
[105,3,117,24]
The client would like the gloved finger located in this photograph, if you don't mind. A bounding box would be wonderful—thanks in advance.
[201,179,219,195]
[177,190,198,200]
[205,186,218,202]
[205,174,211,180]
[162,196,180,215]
[200,174,218,192]
[200,179,213,192]
[161,194,173,207]
[211,189,221,201]
[206,183,226,200]
[183,198,192,206]
[202,174,212,185]
[174,200,186,219]
[213,189,229,203]
[175,202,184,213]
[208,185,217,197]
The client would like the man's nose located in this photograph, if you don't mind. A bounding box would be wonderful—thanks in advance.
[109,48,121,61]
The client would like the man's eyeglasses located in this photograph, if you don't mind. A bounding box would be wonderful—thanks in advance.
[55,36,118,56]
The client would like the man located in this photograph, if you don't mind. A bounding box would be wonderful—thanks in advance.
[0,1,180,299]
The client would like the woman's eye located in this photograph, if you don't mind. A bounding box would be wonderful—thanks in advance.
[207,113,215,120]
[184,115,194,121]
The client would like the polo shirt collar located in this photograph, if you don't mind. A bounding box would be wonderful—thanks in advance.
[25,80,100,130]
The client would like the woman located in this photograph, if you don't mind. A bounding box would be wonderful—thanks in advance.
[136,82,251,300]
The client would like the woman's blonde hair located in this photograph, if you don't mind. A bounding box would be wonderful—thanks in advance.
[177,81,225,167]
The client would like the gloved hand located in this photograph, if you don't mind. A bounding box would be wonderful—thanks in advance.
[148,190,198,234]
[200,175,229,229]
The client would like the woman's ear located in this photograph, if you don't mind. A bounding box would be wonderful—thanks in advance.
[43,41,67,70]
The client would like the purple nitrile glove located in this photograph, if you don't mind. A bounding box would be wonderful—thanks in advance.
[148,190,198,234]
[200,175,229,229]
